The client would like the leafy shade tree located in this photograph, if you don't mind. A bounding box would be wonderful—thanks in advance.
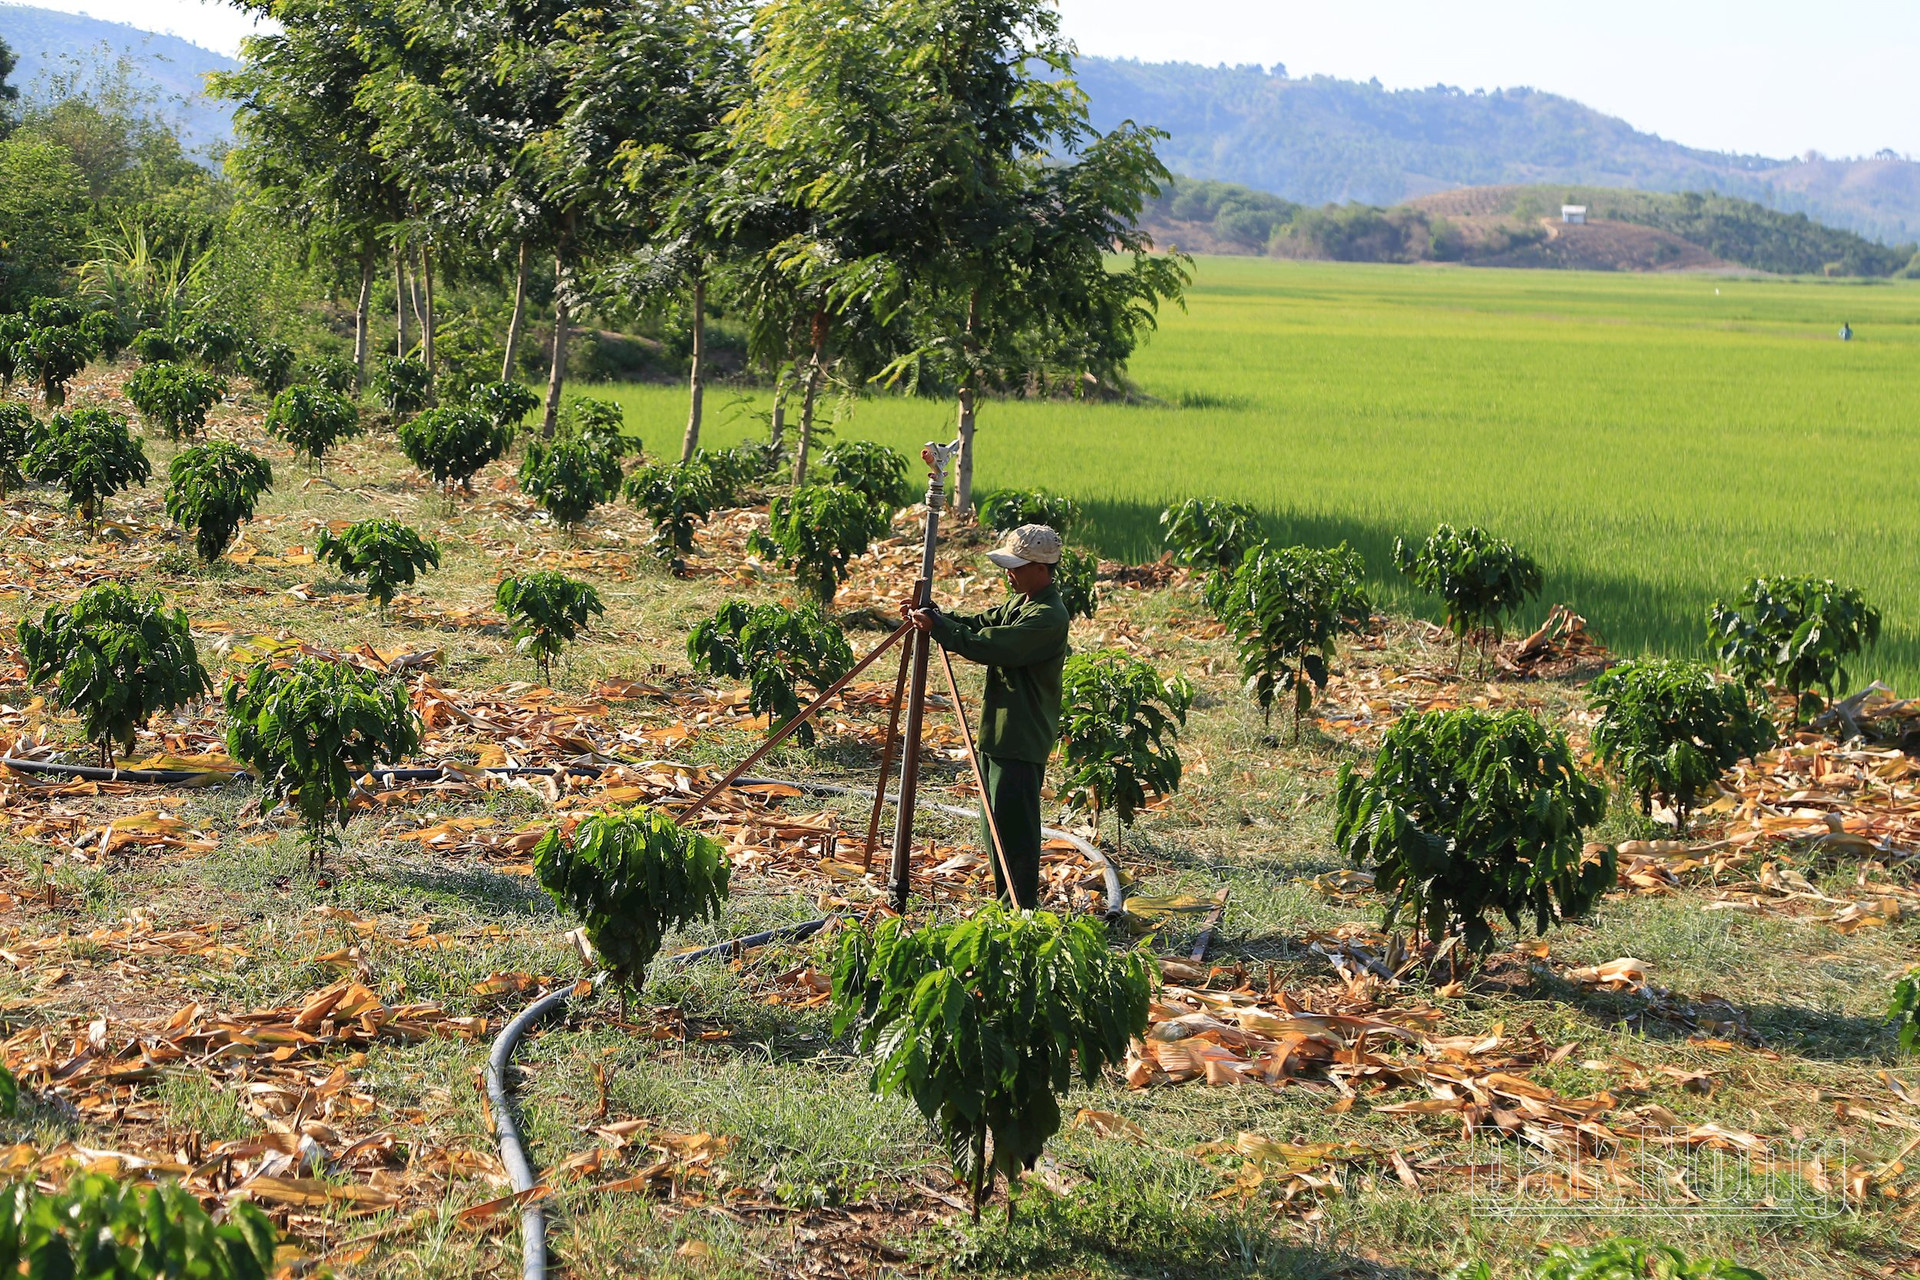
[225,655,422,864]
[18,583,211,766]
[25,407,151,532]
[1394,523,1544,674]
[519,434,624,528]
[0,402,34,498]
[1708,576,1882,720]
[496,571,605,682]
[315,518,441,614]
[1587,658,1775,833]
[264,383,362,469]
[1334,707,1610,953]
[1205,542,1372,742]
[397,405,512,490]
[166,443,274,561]
[687,599,853,747]
[532,807,730,1002]
[1058,650,1192,853]
[626,459,721,572]
[978,489,1079,537]
[0,133,89,312]
[819,439,912,510]
[1055,547,1100,621]
[372,355,432,418]
[749,484,890,604]
[1160,497,1261,572]
[0,1174,282,1279]
[215,0,410,389]
[830,905,1151,1219]
[124,361,227,441]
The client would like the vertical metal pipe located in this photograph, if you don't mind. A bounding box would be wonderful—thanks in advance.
[888,442,956,913]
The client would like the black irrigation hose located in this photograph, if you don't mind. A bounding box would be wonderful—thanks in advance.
[488,777,1129,1280]
[485,916,836,1280]
[0,757,607,786]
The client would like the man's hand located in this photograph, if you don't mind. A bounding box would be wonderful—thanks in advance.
[899,598,936,632]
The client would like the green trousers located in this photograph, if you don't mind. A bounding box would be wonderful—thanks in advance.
[979,755,1044,909]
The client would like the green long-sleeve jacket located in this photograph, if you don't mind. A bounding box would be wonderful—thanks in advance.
[928,584,1070,765]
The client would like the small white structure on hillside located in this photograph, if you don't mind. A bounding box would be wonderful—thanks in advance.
[1561,204,1588,225]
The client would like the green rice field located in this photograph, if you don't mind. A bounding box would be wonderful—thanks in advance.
[593,257,1920,692]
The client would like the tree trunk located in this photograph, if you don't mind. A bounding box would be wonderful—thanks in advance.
[421,243,436,380]
[394,252,408,360]
[768,363,788,446]
[954,287,982,514]
[408,248,428,360]
[352,238,375,393]
[541,248,571,439]
[791,311,828,486]
[501,240,529,383]
[679,273,706,463]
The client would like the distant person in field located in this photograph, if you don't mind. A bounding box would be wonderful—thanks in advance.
[902,524,1070,910]
[1840,321,1853,341]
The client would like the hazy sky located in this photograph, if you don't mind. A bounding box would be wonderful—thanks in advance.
[16,0,1920,159]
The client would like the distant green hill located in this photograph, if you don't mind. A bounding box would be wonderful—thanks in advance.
[0,4,238,157]
[1082,58,1920,245]
[1142,176,1919,277]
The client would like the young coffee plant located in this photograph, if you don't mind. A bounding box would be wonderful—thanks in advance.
[1160,497,1262,571]
[496,571,605,682]
[124,361,227,441]
[831,904,1151,1218]
[180,317,245,372]
[79,309,130,362]
[749,483,889,604]
[1056,547,1100,620]
[979,487,1079,536]
[1058,649,1193,850]
[1453,1238,1766,1280]
[1587,658,1775,832]
[237,339,298,394]
[687,599,853,746]
[0,403,35,499]
[1205,541,1372,742]
[519,434,624,528]
[1890,966,1920,1057]
[314,518,441,614]
[18,582,210,766]
[1708,576,1882,719]
[532,806,730,999]
[468,380,541,432]
[397,405,513,490]
[264,383,362,468]
[820,439,913,510]
[0,1173,281,1280]
[301,353,357,394]
[1394,523,1543,673]
[130,327,181,364]
[564,397,637,457]
[24,407,151,532]
[1335,707,1610,953]
[14,319,91,407]
[0,313,26,388]
[372,355,432,417]
[225,655,422,863]
[165,442,274,562]
[626,459,721,571]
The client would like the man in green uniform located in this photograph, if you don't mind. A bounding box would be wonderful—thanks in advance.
[902,524,1070,909]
